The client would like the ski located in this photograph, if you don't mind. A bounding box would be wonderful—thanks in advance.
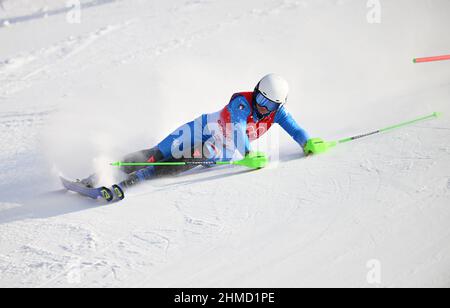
[112,184,125,201]
[60,177,115,202]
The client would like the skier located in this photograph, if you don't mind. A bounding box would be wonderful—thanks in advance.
[79,74,318,193]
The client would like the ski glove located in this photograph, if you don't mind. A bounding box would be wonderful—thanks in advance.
[303,138,336,155]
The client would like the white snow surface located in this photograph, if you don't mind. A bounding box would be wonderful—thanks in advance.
[0,0,449,288]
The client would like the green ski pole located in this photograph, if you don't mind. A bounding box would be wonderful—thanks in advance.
[336,112,442,144]
[111,151,269,170]
[304,112,442,154]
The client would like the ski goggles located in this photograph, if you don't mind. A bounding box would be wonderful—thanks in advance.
[255,92,281,113]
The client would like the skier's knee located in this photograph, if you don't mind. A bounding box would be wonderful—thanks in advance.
[120,147,164,174]
[135,166,156,181]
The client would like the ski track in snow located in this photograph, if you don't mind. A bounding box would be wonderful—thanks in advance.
[0,0,120,27]
[0,22,130,97]
[0,0,308,98]
[113,0,308,65]
[0,0,450,287]
[0,214,178,287]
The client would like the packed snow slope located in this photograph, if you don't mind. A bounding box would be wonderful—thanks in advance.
[0,0,449,288]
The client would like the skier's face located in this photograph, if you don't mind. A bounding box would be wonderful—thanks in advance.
[256,103,270,116]
[255,92,281,116]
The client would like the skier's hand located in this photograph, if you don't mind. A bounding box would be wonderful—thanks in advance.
[241,151,269,169]
[303,138,336,155]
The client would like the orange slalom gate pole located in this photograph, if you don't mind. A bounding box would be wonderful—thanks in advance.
[413,54,450,63]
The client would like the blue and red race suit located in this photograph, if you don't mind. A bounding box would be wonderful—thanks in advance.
[117,91,311,186]
[156,91,310,161]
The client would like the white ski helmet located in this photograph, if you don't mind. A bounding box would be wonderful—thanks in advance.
[256,74,289,104]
